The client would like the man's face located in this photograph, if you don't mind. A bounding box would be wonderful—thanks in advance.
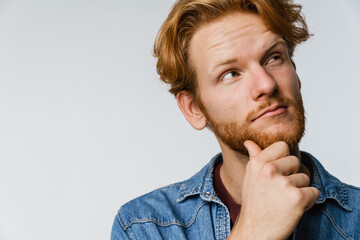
[189,12,305,155]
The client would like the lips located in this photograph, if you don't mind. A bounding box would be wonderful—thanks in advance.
[251,103,288,122]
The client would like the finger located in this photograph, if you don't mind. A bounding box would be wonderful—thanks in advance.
[244,140,262,159]
[287,173,310,187]
[300,187,320,211]
[270,156,300,176]
[258,141,290,163]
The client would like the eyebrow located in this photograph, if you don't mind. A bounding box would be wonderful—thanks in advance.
[264,38,287,54]
[211,38,287,74]
[212,58,239,73]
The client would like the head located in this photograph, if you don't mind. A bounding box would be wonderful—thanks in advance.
[154,0,310,155]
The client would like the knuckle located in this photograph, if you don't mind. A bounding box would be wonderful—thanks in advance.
[289,187,319,212]
[291,188,305,204]
[279,176,291,188]
[263,162,278,177]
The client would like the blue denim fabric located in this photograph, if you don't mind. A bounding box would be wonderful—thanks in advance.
[111,152,360,239]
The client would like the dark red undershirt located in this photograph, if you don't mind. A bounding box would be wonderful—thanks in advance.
[213,161,241,226]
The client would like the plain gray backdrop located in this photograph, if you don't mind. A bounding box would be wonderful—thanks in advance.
[0,0,359,239]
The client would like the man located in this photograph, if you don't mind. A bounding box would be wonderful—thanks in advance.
[111,0,360,239]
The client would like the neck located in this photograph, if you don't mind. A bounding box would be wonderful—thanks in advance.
[218,141,308,205]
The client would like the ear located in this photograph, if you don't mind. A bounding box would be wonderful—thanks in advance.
[177,91,207,130]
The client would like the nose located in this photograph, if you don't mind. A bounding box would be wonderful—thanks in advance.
[250,66,278,100]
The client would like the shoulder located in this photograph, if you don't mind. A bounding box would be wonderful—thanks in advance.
[117,182,181,228]
[113,153,222,234]
[115,180,211,232]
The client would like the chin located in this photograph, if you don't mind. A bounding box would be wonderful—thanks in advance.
[251,121,303,146]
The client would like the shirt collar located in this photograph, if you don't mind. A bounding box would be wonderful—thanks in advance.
[177,151,352,212]
[177,153,222,203]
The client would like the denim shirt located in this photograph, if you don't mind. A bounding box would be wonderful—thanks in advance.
[111,152,360,239]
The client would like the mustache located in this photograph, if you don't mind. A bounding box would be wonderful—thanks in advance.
[245,96,297,122]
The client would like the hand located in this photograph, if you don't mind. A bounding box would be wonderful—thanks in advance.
[228,140,319,240]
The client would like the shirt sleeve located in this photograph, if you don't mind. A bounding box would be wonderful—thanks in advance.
[111,215,132,240]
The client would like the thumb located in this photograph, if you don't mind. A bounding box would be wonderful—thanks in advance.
[244,140,262,159]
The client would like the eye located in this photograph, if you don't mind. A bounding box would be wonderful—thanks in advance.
[266,54,282,65]
[221,70,241,81]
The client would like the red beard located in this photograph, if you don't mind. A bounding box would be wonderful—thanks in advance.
[199,93,305,155]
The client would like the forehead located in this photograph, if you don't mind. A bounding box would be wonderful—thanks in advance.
[194,12,270,48]
[189,12,281,75]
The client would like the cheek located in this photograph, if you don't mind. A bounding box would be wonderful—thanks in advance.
[201,85,249,121]
[275,68,300,96]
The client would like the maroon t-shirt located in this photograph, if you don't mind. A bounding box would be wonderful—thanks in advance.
[213,161,241,226]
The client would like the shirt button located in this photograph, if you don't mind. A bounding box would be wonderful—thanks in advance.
[204,192,211,197]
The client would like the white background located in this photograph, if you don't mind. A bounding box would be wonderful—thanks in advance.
[0,0,359,239]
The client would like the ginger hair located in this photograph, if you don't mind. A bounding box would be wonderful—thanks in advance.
[153,0,310,99]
